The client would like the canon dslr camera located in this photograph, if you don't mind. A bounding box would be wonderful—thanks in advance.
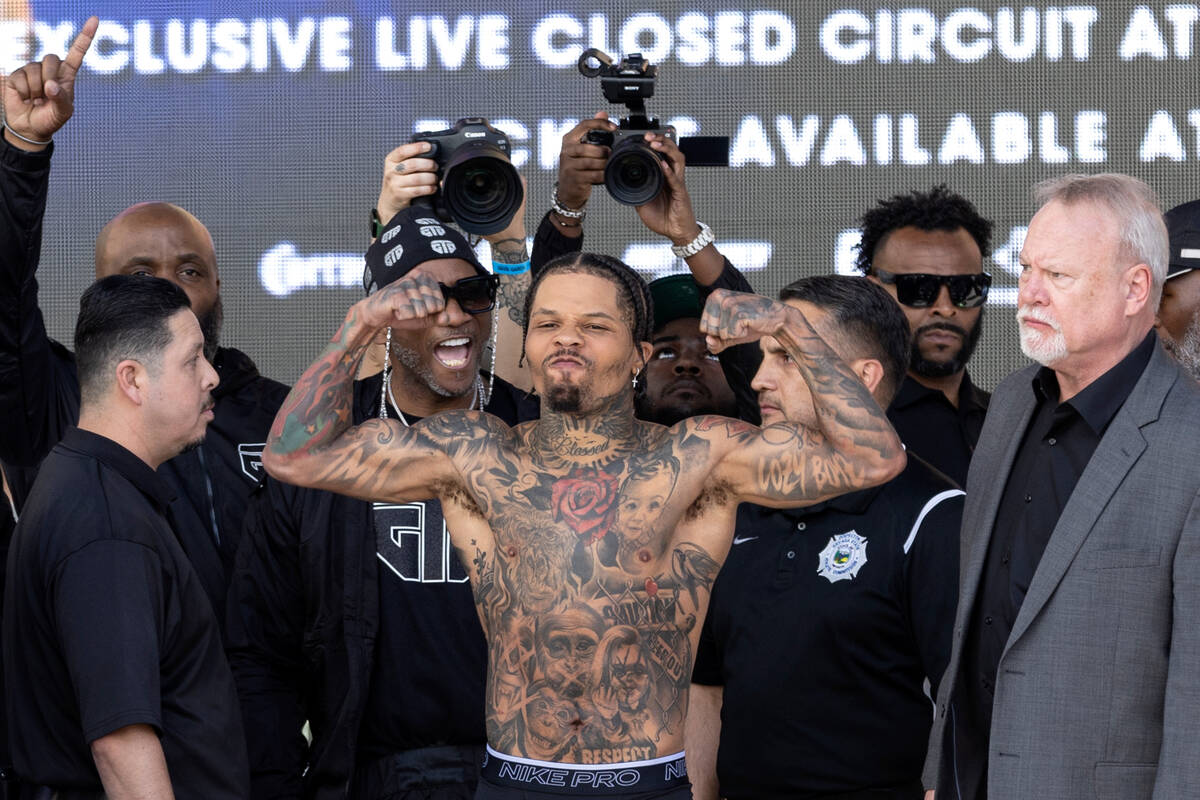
[410,117,523,235]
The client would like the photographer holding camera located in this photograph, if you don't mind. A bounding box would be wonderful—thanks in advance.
[225,137,538,800]
[533,120,760,425]
[371,128,532,390]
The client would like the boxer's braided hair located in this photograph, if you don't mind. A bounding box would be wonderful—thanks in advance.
[521,252,655,368]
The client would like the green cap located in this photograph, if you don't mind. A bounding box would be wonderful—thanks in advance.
[648,274,704,332]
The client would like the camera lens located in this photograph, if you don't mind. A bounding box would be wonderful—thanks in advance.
[604,138,664,206]
[442,141,524,235]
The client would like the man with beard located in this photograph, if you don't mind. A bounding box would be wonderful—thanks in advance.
[925,175,1200,800]
[262,245,905,798]
[533,118,761,424]
[0,20,288,624]
[4,276,248,799]
[856,185,994,486]
[226,205,539,800]
[1156,199,1200,380]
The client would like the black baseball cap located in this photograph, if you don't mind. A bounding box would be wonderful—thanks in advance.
[364,207,487,291]
[648,274,704,332]
[1164,199,1200,280]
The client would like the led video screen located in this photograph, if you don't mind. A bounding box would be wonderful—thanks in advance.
[6,1,1200,387]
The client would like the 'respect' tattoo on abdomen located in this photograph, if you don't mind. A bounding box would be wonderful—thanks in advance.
[452,422,725,764]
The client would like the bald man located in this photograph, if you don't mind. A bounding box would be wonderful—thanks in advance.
[0,21,288,623]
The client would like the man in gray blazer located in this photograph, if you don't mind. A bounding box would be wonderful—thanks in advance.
[924,173,1200,800]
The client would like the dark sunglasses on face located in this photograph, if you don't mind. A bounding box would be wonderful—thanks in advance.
[440,274,499,315]
[872,268,992,309]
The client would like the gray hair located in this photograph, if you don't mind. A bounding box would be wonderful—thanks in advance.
[1034,173,1168,306]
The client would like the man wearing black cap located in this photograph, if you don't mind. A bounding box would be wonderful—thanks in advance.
[226,206,539,800]
[1157,199,1200,380]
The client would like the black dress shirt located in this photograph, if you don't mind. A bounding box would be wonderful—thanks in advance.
[954,331,1156,800]
[887,371,990,488]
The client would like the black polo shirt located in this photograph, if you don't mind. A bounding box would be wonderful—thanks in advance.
[954,331,1156,800]
[693,455,963,799]
[2,428,248,798]
[887,371,989,488]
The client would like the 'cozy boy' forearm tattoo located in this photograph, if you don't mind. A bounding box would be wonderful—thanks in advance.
[765,321,899,499]
[701,294,903,504]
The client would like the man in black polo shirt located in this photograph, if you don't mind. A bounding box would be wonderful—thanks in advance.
[3,276,247,799]
[855,186,994,487]
[689,276,963,800]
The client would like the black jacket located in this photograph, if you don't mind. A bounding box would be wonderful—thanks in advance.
[226,373,538,800]
[0,137,290,625]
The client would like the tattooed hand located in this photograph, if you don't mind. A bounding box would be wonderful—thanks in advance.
[699,289,796,353]
[356,270,448,331]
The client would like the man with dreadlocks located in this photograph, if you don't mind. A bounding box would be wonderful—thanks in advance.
[225,206,538,800]
[264,246,907,799]
[855,185,995,487]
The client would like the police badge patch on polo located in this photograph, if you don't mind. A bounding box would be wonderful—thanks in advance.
[817,530,868,583]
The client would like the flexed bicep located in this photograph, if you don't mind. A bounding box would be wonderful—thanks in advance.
[276,417,455,502]
[697,291,904,507]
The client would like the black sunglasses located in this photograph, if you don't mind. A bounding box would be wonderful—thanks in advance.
[872,268,991,309]
[439,274,499,315]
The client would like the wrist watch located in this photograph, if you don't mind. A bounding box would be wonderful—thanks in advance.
[369,208,384,239]
[670,222,714,259]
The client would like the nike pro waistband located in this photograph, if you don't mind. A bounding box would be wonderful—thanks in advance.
[481,746,688,796]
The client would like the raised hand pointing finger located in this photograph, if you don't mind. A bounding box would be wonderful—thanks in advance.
[2,16,99,150]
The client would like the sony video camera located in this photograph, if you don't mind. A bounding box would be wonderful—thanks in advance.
[579,49,728,206]
[410,117,523,235]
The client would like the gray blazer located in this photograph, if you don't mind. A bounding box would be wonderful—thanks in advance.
[925,344,1200,800]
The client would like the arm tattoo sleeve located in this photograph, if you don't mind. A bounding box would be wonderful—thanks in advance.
[268,310,372,458]
[491,235,531,327]
[745,310,903,503]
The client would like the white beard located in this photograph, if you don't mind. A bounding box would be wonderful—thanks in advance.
[1017,305,1069,366]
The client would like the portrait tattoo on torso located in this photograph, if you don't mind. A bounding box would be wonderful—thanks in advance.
[418,411,739,764]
